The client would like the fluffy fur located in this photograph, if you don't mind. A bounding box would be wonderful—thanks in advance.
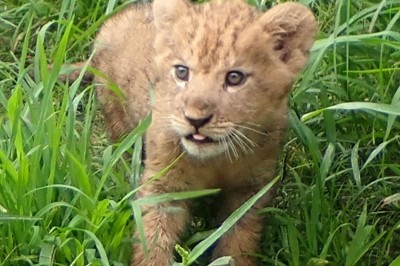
[89,0,317,265]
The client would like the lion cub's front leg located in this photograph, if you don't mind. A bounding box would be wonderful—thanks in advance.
[132,181,190,266]
[213,211,263,266]
[212,188,275,266]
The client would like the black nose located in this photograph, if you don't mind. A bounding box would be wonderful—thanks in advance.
[185,115,212,129]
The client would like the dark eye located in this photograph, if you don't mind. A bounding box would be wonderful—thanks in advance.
[225,71,247,87]
[174,65,189,81]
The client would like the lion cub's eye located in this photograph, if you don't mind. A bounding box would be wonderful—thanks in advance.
[225,71,247,87]
[174,65,190,81]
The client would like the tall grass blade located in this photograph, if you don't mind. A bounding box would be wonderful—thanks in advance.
[185,175,280,265]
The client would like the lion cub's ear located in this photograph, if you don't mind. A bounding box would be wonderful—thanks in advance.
[260,2,317,73]
[153,0,190,29]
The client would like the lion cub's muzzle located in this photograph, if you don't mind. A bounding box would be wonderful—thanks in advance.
[174,96,229,158]
[183,113,215,144]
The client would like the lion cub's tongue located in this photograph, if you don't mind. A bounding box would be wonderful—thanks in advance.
[193,134,206,141]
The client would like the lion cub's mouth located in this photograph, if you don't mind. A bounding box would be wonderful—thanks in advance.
[185,134,215,144]
[181,133,226,158]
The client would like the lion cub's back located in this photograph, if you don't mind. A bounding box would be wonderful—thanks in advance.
[92,4,156,139]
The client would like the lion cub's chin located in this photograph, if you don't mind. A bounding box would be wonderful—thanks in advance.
[180,136,227,159]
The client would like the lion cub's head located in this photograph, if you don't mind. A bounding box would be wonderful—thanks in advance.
[151,0,317,159]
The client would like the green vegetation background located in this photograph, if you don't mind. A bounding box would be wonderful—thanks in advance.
[0,0,399,265]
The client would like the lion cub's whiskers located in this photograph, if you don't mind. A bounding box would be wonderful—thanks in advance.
[244,122,262,128]
[218,136,233,161]
[226,134,239,159]
[232,127,258,146]
[229,130,255,153]
[235,124,271,137]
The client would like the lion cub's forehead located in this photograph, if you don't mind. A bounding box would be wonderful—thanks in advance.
[175,1,259,71]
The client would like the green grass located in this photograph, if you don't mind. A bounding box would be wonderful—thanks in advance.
[0,0,399,265]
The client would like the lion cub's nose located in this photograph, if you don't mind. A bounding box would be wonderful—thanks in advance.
[185,115,212,129]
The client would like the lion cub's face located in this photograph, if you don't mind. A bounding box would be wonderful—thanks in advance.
[152,0,316,159]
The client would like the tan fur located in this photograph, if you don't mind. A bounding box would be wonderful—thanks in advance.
[90,0,317,265]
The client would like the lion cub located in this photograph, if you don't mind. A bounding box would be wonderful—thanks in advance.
[91,0,316,265]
